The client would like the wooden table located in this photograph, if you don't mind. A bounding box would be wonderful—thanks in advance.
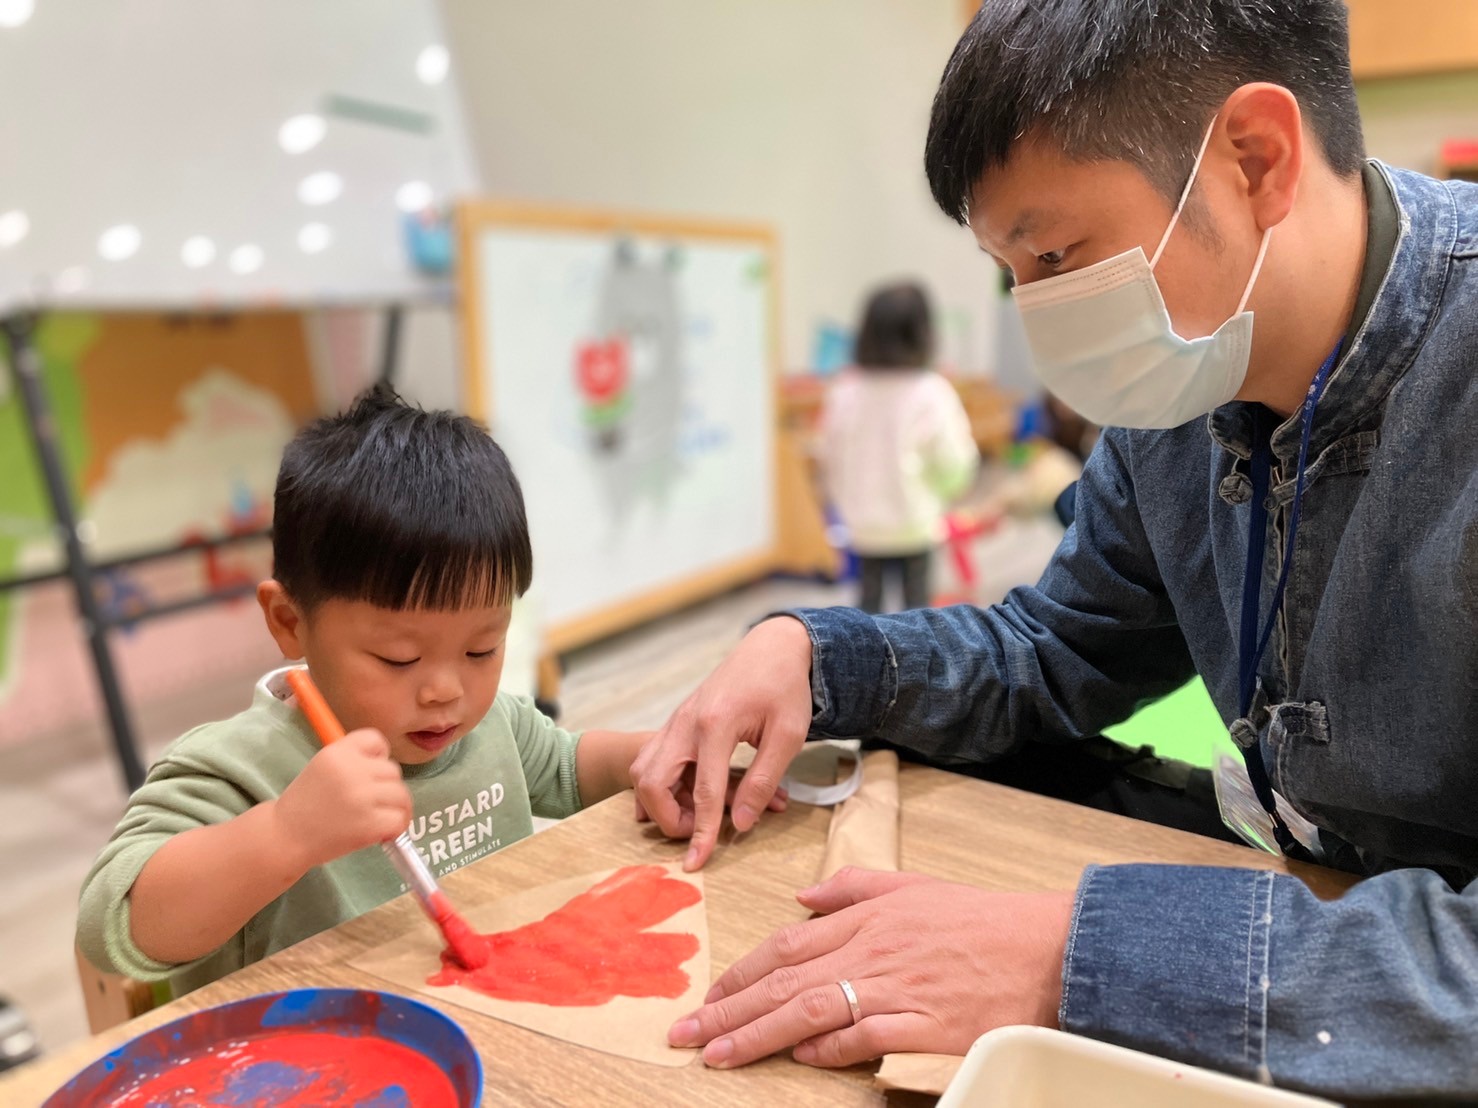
[0,767,1355,1106]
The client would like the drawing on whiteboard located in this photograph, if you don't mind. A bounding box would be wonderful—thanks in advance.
[469,214,778,634]
[573,338,631,447]
[572,241,686,520]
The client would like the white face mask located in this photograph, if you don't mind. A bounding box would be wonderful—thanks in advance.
[1010,121,1272,429]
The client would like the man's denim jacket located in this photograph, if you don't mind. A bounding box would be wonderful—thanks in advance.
[789,165,1478,1101]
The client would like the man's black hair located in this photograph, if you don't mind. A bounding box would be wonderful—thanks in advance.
[272,384,532,611]
[854,281,936,369]
[924,0,1366,225]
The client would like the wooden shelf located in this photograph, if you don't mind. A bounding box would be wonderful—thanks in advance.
[1348,0,1478,80]
[960,1,1478,81]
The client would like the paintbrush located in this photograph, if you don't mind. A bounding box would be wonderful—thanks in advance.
[284,668,490,970]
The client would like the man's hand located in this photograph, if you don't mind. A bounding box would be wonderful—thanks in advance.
[631,617,814,870]
[633,770,790,826]
[667,868,1074,1068]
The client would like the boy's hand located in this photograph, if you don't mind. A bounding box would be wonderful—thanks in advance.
[272,728,413,871]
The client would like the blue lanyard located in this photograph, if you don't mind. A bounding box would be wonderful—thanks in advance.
[1236,342,1341,861]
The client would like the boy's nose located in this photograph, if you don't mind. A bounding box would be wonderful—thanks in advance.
[418,670,462,706]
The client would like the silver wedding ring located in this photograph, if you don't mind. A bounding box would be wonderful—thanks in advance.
[838,978,862,1026]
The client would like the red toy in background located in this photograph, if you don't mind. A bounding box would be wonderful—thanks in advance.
[1439,138,1478,183]
[932,508,1005,607]
[575,337,630,405]
[180,487,273,601]
[574,336,632,450]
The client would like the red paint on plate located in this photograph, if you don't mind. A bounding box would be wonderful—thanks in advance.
[107,1028,458,1107]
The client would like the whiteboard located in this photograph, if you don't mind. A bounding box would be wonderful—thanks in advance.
[462,205,779,646]
[0,0,477,314]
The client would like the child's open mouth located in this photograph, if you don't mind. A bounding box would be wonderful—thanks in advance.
[406,725,458,752]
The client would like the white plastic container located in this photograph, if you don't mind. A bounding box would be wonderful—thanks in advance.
[936,1026,1335,1107]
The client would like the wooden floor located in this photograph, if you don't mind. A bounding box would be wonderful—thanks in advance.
[0,519,1062,1070]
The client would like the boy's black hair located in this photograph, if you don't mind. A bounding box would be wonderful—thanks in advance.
[272,384,532,611]
[924,0,1366,225]
[854,281,935,369]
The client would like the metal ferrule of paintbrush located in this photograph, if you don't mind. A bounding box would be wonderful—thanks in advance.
[381,830,442,906]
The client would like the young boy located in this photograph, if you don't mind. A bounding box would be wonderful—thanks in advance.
[77,387,655,997]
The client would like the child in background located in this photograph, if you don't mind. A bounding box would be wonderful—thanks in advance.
[77,387,664,997]
[819,281,979,613]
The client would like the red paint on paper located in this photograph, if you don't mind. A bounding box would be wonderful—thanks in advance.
[108,1029,458,1107]
[429,864,701,1006]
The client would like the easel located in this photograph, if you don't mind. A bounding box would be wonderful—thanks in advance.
[459,200,841,673]
[0,306,404,792]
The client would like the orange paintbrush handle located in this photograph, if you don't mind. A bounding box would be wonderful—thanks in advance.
[284,666,484,967]
[284,669,345,745]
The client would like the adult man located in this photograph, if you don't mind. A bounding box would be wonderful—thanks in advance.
[634,1,1478,1099]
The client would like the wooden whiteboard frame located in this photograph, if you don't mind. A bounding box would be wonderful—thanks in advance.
[457,200,786,655]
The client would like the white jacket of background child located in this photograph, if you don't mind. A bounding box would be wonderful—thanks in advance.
[818,367,979,555]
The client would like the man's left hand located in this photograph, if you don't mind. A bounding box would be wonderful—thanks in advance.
[667,867,1075,1068]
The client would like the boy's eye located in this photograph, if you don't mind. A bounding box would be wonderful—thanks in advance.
[374,654,418,668]
[1037,249,1067,269]
[467,649,499,660]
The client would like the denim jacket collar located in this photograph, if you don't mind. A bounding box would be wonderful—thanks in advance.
[1208,162,1457,466]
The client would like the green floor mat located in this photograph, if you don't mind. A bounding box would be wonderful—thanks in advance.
[1104,677,1223,769]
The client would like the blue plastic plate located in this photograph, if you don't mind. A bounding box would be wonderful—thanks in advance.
[45,987,482,1107]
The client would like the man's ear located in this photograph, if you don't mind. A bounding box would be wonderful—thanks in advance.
[257,580,306,660]
[1218,82,1304,233]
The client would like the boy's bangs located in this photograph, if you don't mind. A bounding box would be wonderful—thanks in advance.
[310,493,532,612]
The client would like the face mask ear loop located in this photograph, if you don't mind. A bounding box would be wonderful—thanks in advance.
[1150,117,1219,271]
[1236,227,1273,315]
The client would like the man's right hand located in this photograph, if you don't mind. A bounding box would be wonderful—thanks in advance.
[631,616,815,870]
[273,728,414,871]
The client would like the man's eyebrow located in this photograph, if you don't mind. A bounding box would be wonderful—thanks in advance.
[1005,208,1055,247]
[974,208,1060,259]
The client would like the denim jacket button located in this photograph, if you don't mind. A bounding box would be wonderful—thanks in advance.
[1219,473,1252,504]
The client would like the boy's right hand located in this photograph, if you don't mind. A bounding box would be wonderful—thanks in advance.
[272,729,414,871]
